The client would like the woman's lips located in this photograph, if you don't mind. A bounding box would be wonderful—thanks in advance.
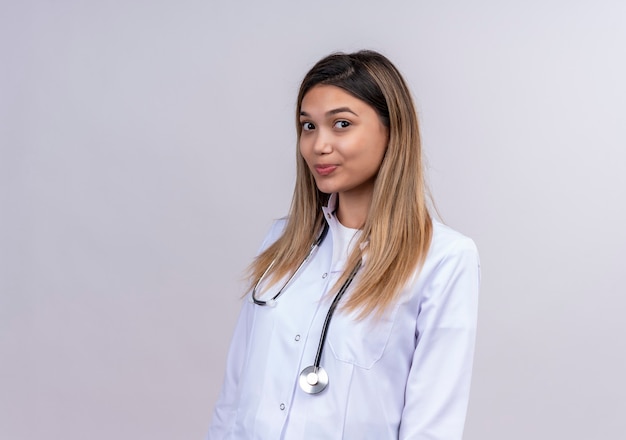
[314,165,337,176]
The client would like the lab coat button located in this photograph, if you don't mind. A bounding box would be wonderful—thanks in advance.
[322,272,328,279]
[280,403,285,410]
[294,334,301,341]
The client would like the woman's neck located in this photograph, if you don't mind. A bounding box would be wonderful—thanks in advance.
[335,189,373,229]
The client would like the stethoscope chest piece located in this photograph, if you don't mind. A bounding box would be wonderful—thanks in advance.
[299,365,329,394]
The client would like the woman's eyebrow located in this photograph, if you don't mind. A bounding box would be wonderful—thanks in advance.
[299,107,359,118]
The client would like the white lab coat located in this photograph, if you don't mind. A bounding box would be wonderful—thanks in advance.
[208,195,480,439]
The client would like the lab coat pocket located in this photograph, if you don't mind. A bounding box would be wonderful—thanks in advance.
[326,304,399,369]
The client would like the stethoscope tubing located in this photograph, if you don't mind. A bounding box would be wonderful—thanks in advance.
[249,220,362,394]
[310,258,362,370]
[251,222,329,306]
[297,257,362,394]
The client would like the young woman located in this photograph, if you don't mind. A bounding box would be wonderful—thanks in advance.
[208,50,480,439]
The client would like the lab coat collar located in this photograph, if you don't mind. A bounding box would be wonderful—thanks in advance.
[321,193,340,232]
[320,193,369,269]
[322,193,338,218]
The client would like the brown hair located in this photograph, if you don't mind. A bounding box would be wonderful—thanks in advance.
[249,50,432,318]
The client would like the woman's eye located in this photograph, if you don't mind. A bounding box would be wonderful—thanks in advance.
[302,122,315,131]
[334,120,350,129]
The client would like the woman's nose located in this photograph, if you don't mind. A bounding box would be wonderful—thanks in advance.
[312,130,333,154]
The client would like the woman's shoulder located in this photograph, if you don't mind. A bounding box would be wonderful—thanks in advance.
[257,216,289,252]
[268,216,289,234]
[428,219,479,260]
[413,219,481,296]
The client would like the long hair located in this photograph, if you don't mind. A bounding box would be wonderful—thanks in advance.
[248,50,432,319]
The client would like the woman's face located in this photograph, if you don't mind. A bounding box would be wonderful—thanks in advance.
[299,85,389,200]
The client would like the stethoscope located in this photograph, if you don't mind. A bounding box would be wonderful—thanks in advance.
[250,222,362,394]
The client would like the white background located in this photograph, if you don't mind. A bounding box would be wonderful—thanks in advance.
[1,1,625,438]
